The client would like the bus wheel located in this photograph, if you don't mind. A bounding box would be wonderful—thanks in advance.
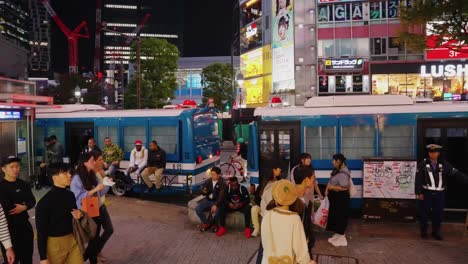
[111,179,126,196]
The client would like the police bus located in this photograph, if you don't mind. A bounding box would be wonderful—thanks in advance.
[246,95,468,211]
[35,104,221,195]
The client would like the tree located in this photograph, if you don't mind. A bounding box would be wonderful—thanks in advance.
[42,74,101,105]
[398,0,468,52]
[201,62,236,109]
[124,38,179,109]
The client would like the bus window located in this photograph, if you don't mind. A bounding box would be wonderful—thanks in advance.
[193,112,218,141]
[97,126,119,147]
[380,125,414,158]
[305,126,336,160]
[342,125,374,159]
[47,126,65,145]
[123,126,146,152]
[152,126,177,154]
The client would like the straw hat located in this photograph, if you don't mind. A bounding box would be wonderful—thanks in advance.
[272,180,298,206]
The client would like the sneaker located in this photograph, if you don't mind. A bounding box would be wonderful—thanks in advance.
[244,227,252,238]
[199,224,210,232]
[331,235,348,247]
[211,225,218,233]
[216,226,227,237]
[327,233,340,244]
[251,228,260,237]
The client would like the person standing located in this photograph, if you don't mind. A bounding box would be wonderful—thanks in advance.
[0,204,15,264]
[47,135,64,165]
[415,144,468,240]
[0,156,36,264]
[35,163,84,264]
[81,138,102,155]
[102,137,124,177]
[38,137,52,189]
[290,153,324,201]
[140,140,166,191]
[232,138,248,180]
[71,152,109,264]
[126,140,147,178]
[325,154,351,247]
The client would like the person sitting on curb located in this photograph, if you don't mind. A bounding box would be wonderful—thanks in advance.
[195,167,227,233]
[217,177,252,238]
[127,140,147,178]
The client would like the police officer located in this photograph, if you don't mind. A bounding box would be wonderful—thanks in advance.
[415,144,468,240]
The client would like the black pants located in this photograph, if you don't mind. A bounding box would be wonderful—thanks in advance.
[255,240,263,264]
[97,205,114,253]
[84,216,102,264]
[218,204,252,228]
[419,189,445,234]
[326,190,350,235]
[0,220,33,264]
[38,166,51,187]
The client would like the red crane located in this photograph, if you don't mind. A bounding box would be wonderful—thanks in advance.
[42,0,90,74]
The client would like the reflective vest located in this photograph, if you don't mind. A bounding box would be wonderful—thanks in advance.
[423,163,444,191]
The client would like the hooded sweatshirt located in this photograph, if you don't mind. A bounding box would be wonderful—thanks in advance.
[129,146,148,170]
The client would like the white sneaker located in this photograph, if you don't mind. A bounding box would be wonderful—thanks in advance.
[331,235,348,247]
[251,229,260,237]
[327,233,340,244]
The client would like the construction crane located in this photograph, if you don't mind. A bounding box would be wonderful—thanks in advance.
[41,0,90,74]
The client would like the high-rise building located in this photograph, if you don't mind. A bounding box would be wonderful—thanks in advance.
[101,0,184,87]
[0,0,29,48]
[26,0,51,77]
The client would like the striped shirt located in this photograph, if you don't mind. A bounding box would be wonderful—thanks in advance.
[0,204,12,249]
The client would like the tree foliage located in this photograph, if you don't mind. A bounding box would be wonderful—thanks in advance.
[398,0,468,52]
[124,38,179,109]
[201,62,235,109]
[42,74,100,104]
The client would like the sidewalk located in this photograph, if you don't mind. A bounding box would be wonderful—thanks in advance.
[24,195,467,264]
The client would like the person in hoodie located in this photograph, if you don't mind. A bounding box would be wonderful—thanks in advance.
[217,177,252,238]
[325,153,351,247]
[126,140,148,178]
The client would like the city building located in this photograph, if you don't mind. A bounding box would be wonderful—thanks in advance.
[0,34,28,79]
[0,0,29,49]
[26,0,51,78]
[173,56,240,105]
[102,0,184,88]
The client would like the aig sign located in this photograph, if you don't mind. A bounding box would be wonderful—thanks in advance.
[325,58,363,71]
[420,64,468,77]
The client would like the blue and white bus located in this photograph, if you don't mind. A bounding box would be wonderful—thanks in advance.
[35,104,221,195]
[247,95,468,210]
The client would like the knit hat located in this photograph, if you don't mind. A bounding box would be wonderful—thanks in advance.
[272,180,297,206]
[134,140,143,146]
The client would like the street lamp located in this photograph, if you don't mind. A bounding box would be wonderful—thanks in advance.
[236,73,244,138]
[74,86,81,104]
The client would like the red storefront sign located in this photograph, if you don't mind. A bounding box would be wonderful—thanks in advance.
[426,35,468,60]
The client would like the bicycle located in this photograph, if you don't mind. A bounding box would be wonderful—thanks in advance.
[219,156,248,183]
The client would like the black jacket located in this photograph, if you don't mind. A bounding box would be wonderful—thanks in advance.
[148,148,166,169]
[200,178,227,206]
[415,159,468,195]
[225,185,250,208]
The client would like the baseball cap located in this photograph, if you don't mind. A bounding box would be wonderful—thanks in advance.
[134,139,143,146]
[1,156,21,167]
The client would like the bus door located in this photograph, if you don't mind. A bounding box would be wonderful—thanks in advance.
[257,121,301,182]
[65,122,94,165]
[418,118,468,210]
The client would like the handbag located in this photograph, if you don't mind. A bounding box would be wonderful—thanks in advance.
[349,178,357,197]
[268,213,295,264]
[313,197,329,229]
[81,196,100,218]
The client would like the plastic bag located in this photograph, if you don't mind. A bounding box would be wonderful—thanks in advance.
[313,197,329,229]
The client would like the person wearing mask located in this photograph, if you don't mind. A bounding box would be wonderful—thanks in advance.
[102,137,124,177]
[91,151,114,262]
[141,141,166,191]
[290,153,324,200]
[0,156,36,264]
[71,152,109,264]
[261,179,314,264]
[35,163,84,264]
[81,138,101,155]
[47,135,64,165]
[126,140,147,178]
[196,167,227,233]
[0,204,15,264]
[217,177,252,238]
[293,165,316,259]
[415,144,468,240]
[325,154,351,247]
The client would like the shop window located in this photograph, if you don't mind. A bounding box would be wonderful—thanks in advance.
[371,38,387,55]
[388,37,405,55]
[97,126,119,146]
[240,0,262,28]
[318,40,335,57]
[152,126,177,154]
[319,76,329,93]
[335,76,347,92]
[342,125,375,159]
[123,126,145,152]
[353,38,369,57]
[338,39,352,56]
[305,126,336,160]
[380,125,414,157]
[353,76,363,92]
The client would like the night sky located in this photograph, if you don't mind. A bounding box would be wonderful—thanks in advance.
[49,0,235,74]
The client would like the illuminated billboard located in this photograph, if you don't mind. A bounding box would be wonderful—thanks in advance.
[240,20,263,53]
[244,75,272,105]
[241,0,263,28]
[240,46,272,78]
[317,0,361,3]
[272,0,295,92]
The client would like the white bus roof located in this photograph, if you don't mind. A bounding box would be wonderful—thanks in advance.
[36,104,190,119]
[255,96,468,117]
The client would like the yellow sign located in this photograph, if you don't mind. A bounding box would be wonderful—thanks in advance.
[240,46,271,79]
[245,77,264,104]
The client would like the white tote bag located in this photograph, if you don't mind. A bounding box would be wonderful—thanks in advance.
[313,197,330,229]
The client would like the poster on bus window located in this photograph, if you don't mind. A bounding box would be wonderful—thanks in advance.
[272,0,295,91]
[363,160,417,199]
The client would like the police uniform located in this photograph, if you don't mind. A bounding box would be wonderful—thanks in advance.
[415,144,468,240]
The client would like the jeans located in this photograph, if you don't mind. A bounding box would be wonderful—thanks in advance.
[97,205,114,254]
[105,164,117,177]
[195,200,217,225]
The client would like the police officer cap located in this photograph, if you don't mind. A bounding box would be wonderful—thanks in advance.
[426,144,442,152]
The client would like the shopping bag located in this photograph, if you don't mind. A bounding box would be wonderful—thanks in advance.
[81,196,100,218]
[314,197,329,229]
[349,178,357,197]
